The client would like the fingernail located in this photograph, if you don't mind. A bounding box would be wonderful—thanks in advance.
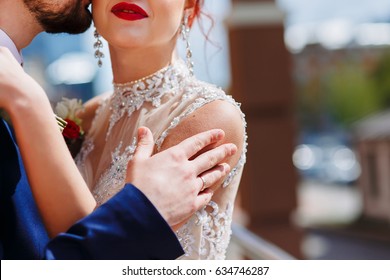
[203,189,214,196]
[229,144,237,156]
[216,129,224,140]
[223,163,231,174]
[138,127,147,139]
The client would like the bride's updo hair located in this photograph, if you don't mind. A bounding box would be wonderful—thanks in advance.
[188,0,214,42]
[189,0,204,27]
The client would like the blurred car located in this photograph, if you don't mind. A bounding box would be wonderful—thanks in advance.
[293,135,361,184]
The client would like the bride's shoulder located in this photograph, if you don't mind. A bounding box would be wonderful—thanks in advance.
[186,78,226,98]
[78,91,112,133]
[183,79,245,130]
[184,79,242,111]
[162,80,246,166]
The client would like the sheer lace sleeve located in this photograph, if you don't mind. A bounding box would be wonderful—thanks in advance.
[176,168,243,259]
[155,84,247,260]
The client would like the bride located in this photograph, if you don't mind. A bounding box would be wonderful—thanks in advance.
[76,0,247,259]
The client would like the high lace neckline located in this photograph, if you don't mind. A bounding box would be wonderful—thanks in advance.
[112,64,172,96]
[106,59,189,139]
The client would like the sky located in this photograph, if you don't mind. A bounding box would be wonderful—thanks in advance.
[197,0,390,86]
[277,0,390,25]
[196,0,390,86]
[276,0,390,51]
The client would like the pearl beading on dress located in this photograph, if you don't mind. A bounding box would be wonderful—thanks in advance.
[106,64,183,139]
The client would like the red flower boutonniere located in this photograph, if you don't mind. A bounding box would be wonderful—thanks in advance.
[63,119,81,139]
[55,97,85,158]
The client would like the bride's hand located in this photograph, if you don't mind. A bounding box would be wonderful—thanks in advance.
[0,47,47,114]
[126,127,237,229]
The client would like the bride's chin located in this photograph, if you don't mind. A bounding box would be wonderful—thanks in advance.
[107,32,148,48]
[109,39,146,50]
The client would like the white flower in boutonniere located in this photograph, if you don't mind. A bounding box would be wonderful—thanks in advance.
[55,97,84,127]
[55,97,85,158]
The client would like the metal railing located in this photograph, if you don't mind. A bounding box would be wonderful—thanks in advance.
[228,223,296,260]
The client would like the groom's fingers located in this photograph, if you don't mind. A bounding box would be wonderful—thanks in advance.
[193,164,230,210]
[133,127,155,160]
[193,192,213,213]
[197,163,231,193]
[173,129,225,159]
[192,143,237,175]
[189,163,231,213]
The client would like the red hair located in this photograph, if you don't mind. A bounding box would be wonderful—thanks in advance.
[189,0,203,27]
[187,0,215,45]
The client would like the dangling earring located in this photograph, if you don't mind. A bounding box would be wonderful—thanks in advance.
[181,13,194,76]
[94,29,104,67]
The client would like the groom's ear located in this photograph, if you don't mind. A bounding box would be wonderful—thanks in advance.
[185,0,197,9]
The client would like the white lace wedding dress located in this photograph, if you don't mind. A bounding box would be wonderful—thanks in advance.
[75,59,247,259]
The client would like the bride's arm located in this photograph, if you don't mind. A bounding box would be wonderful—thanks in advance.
[0,48,96,238]
[159,99,245,227]
[160,100,244,181]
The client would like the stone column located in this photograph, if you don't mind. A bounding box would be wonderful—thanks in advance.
[227,0,302,258]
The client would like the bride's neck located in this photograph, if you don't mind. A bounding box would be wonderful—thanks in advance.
[109,45,177,84]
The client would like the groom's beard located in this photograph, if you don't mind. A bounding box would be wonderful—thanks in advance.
[23,0,92,34]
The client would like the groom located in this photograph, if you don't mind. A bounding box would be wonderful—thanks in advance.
[0,0,234,259]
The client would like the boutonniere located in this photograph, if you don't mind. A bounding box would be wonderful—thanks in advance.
[54,97,85,158]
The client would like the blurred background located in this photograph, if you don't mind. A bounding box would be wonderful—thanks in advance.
[21,0,390,259]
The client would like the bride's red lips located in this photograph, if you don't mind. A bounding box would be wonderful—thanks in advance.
[111,2,148,21]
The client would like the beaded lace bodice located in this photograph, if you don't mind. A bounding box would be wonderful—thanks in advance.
[75,60,247,260]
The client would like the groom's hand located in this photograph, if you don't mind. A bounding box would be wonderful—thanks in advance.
[126,127,237,229]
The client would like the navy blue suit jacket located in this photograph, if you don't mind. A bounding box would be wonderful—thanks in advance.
[0,119,184,259]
